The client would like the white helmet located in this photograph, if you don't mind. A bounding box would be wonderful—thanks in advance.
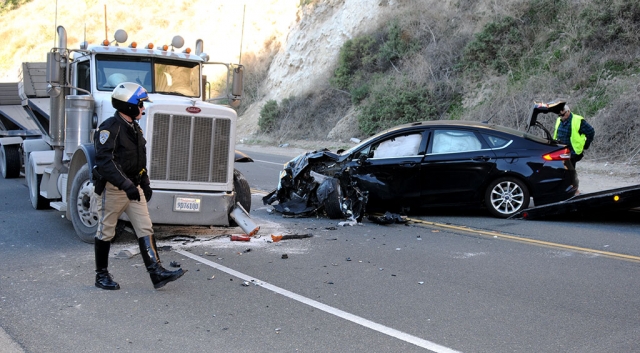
[111,82,152,119]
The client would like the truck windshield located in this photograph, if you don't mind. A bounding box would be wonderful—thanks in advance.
[96,55,200,97]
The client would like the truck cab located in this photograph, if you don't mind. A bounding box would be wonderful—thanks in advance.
[7,26,251,243]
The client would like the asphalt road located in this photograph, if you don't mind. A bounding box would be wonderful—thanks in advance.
[0,149,638,353]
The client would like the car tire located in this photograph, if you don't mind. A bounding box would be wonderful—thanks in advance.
[1,144,21,179]
[324,178,346,219]
[485,177,530,218]
[69,165,99,243]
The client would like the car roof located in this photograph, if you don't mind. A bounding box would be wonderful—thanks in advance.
[381,120,501,134]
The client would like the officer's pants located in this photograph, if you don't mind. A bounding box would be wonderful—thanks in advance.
[95,182,153,242]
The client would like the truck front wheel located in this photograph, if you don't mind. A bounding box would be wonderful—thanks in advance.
[234,169,251,212]
[69,165,98,243]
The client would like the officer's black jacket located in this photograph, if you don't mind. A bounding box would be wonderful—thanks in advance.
[94,113,148,190]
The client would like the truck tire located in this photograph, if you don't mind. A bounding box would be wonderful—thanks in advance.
[69,165,98,243]
[229,169,251,227]
[27,157,50,210]
[1,144,21,179]
[233,169,251,212]
[484,176,530,218]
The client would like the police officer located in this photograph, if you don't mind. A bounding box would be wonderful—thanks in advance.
[553,104,595,167]
[93,82,185,290]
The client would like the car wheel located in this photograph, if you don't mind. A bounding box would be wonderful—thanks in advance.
[1,144,21,179]
[485,177,530,218]
[323,178,346,219]
[69,165,99,243]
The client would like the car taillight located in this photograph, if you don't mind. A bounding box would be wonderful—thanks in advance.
[543,148,571,161]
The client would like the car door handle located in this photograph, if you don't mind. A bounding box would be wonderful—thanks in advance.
[399,162,417,167]
[472,156,491,162]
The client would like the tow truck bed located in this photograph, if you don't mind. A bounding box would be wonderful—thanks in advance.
[510,184,640,219]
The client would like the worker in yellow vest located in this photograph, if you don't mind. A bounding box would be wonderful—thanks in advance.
[553,104,595,167]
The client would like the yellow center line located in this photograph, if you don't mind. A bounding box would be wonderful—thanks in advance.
[409,218,640,263]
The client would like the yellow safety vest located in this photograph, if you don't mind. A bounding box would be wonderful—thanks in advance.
[553,114,587,154]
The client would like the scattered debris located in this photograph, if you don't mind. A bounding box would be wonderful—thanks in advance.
[169,261,181,268]
[281,254,289,259]
[208,275,215,280]
[270,234,313,242]
[230,234,251,242]
[368,212,408,225]
[242,281,250,287]
[338,218,358,227]
[229,202,260,237]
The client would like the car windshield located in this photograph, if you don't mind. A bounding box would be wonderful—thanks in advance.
[96,55,201,97]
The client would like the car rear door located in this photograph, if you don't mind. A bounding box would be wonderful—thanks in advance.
[420,128,497,206]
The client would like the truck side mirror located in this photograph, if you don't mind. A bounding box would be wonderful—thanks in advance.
[231,66,243,98]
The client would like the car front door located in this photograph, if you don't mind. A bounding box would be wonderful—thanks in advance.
[350,132,426,205]
[420,128,497,206]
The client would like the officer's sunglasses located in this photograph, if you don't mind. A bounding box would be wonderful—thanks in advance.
[137,101,145,108]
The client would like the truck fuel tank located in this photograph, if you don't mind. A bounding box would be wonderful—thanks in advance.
[64,95,95,155]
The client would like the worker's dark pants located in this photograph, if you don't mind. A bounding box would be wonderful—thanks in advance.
[571,153,584,168]
[95,182,153,242]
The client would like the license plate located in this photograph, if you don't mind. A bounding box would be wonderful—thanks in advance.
[174,196,201,212]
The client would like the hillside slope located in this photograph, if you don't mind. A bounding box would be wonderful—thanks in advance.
[2,0,639,163]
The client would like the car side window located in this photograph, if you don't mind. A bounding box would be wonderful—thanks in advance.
[432,130,482,154]
[370,134,422,158]
[481,133,511,148]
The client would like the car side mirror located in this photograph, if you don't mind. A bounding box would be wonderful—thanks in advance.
[357,154,368,166]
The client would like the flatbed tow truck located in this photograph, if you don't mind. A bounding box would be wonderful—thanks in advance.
[509,100,640,220]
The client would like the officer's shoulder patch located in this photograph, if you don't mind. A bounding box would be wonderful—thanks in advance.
[99,130,110,144]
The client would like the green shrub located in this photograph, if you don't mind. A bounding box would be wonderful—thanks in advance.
[258,100,279,133]
[357,76,439,135]
[462,16,525,75]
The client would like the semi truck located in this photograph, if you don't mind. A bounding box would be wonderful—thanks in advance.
[0,26,253,242]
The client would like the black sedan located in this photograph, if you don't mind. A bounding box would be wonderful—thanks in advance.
[263,120,578,219]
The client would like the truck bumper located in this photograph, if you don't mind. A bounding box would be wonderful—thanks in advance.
[144,190,234,226]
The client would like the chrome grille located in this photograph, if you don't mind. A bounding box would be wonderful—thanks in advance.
[150,113,230,183]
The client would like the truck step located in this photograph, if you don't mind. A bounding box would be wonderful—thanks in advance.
[50,201,67,212]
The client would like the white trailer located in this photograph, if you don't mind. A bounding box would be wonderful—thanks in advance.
[0,26,253,242]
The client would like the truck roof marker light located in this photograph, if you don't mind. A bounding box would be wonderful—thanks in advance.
[129,42,137,48]
[183,48,191,54]
[102,39,110,46]
[146,43,154,49]
[161,44,169,51]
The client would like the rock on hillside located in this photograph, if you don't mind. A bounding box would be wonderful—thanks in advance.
[238,0,409,140]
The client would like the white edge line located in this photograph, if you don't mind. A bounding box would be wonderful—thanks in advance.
[176,249,462,353]
[252,158,286,166]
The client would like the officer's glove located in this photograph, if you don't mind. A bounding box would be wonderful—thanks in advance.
[121,179,141,201]
[140,175,153,202]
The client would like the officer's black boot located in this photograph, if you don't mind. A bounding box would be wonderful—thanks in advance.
[94,238,120,290]
[138,235,185,289]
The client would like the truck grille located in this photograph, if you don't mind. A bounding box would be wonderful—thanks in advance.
[149,113,230,183]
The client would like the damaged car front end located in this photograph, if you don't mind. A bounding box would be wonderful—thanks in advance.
[263,149,368,220]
